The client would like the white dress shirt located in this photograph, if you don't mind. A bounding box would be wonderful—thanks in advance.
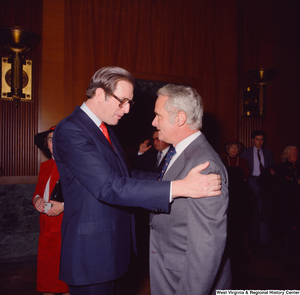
[252,146,265,176]
[166,131,201,174]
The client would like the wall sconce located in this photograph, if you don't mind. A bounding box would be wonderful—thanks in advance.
[0,26,41,107]
[242,68,278,117]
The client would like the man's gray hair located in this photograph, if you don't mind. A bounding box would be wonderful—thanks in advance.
[157,84,203,130]
[86,66,135,99]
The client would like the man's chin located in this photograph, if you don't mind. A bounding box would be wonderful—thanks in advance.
[109,118,121,126]
[157,133,164,141]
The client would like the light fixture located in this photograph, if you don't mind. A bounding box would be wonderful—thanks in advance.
[0,26,41,107]
[243,68,278,117]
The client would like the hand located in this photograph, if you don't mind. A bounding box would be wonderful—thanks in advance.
[46,201,64,216]
[34,196,45,213]
[172,162,221,198]
[139,139,152,154]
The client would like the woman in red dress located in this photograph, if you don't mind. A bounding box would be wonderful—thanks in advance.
[32,127,69,295]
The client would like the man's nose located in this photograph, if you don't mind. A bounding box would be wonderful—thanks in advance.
[123,103,130,114]
[152,116,158,127]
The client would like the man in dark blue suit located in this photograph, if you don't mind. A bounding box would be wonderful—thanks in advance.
[53,66,222,295]
[241,130,274,247]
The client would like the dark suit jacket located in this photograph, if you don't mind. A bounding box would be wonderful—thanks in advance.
[241,146,274,175]
[133,146,171,173]
[133,147,158,172]
[53,106,170,286]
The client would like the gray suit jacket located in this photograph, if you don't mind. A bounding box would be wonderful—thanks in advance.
[149,134,231,295]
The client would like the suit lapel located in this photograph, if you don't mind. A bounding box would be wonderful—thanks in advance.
[163,134,206,181]
[250,148,254,174]
[74,107,129,176]
[262,148,270,167]
[163,153,186,181]
[108,126,129,175]
[74,106,111,149]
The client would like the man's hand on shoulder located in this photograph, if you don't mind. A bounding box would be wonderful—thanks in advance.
[172,162,221,199]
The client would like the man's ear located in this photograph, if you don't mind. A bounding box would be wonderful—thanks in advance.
[177,111,187,126]
[95,88,106,103]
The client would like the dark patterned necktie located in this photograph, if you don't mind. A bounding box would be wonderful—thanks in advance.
[158,146,176,180]
[257,149,264,173]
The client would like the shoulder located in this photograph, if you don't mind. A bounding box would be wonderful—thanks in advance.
[56,107,85,129]
[262,147,273,155]
[241,147,252,155]
[55,107,96,139]
[186,136,226,172]
[188,134,217,158]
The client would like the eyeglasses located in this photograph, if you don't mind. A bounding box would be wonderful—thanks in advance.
[111,94,135,108]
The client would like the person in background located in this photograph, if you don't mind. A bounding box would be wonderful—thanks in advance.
[32,126,69,295]
[270,146,300,254]
[134,130,171,173]
[132,130,171,273]
[222,140,254,285]
[223,140,250,179]
[241,130,274,250]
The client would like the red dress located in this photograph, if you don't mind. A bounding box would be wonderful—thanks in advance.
[32,158,69,293]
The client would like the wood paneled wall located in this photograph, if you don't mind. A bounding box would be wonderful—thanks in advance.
[0,0,42,182]
[237,0,300,162]
[0,0,300,183]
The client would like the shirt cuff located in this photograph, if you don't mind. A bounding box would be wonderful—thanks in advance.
[169,182,173,202]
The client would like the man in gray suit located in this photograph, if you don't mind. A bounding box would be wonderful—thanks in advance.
[149,84,231,295]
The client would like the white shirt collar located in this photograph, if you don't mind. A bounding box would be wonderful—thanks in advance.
[81,102,102,127]
[174,131,201,155]
[161,145,170,157]
[157,145,171,164]
[166,131,201,172]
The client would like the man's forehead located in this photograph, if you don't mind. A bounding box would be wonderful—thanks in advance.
[155,95,168,113]
[116,79,133,89]
[115,80,134,96]
[157,95,168,104]
[254,135,264,140]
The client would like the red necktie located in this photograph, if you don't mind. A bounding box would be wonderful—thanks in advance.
[100,122,113,147]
